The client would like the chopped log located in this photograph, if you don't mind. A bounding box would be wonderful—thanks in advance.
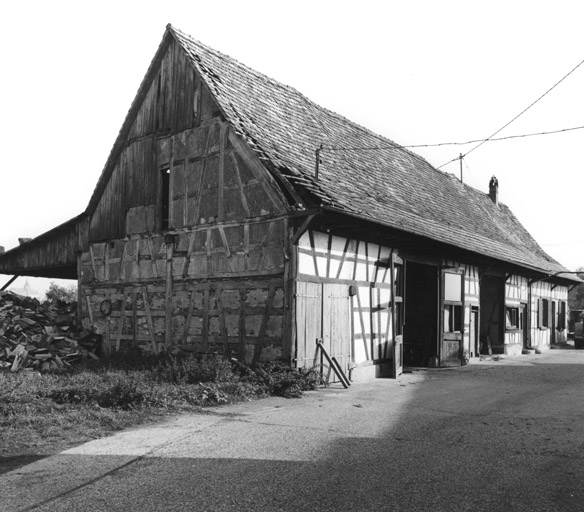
[0,291,102,371]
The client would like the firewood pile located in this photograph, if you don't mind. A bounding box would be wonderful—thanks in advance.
[0,291,101,372]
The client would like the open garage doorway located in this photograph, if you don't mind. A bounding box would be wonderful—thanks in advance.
[479,274,504,354]
[403,261,438,367]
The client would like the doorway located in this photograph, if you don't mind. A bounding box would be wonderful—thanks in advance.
[521,303,528,349]
[404,262,438,367]
[479,275,504,354]
[470,306,479,358]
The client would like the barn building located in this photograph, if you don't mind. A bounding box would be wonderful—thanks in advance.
[0,25,578,379]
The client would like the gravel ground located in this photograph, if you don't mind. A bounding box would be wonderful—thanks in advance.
[2,347,584,511]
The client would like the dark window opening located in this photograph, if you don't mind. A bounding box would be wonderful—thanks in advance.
[539,298,549,328]
[161,168,170,230]
[506,306,519,330]
[558,301,567,330]
[444,304,463,333]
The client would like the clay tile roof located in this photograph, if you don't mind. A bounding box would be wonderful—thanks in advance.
[169,25,571,276]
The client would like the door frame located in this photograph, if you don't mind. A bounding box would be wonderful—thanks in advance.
[440,267,465,367]
[391,253,404,378]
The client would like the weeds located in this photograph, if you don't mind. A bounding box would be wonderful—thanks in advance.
[0,355,319,468]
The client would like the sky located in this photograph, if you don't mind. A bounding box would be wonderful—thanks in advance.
[1,0,583,296]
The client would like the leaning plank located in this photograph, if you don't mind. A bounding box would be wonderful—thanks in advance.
[317,340,349,389]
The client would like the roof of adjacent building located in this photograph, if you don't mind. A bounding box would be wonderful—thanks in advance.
[168,25,571,277]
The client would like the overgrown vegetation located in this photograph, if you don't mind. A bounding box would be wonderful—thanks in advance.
[44,281,77,304]
[0,354,319,472]
[568,267,584,311]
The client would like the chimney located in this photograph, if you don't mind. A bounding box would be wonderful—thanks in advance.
[489,176,499,205]
[18,238,32,245]
[0,246,4,254]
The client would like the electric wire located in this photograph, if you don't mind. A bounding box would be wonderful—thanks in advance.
[321,125,584,153]
[436,56,584,169]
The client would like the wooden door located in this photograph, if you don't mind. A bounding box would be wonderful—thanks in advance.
[295,281,322,369]
[295,281,351,383]
[322,283,352,380]
[441,268,465,367]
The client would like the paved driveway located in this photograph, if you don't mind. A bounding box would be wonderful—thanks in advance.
[3,348,584,511]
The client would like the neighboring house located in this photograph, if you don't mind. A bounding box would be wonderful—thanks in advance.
[0,25,579,379]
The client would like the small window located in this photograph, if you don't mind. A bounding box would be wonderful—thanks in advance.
[161,168,170,230]
[444,304,463,333]
[443,270,464,333]
[506,306,519,330]
[444,273,462,302]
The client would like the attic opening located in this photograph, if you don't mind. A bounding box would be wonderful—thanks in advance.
[161,167,170,230]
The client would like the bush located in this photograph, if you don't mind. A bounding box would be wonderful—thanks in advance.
[45,282,77,304]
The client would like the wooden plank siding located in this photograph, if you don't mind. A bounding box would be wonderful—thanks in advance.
[88,39,232,242]
[0,215,87,279]
[80,219,286,360]
[80,39,290,362]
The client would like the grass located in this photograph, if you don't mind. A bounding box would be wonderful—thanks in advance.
[0,354,319,473]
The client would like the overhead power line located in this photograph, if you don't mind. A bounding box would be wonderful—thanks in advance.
[321,124,584,153]
[437,55,584,169]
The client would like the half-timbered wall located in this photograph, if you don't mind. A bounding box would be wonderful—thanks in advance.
[530,281,568,348]
[295,230,395,374]
[79,217,286,361]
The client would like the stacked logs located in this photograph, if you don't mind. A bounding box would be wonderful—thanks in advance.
[0,291,101,372]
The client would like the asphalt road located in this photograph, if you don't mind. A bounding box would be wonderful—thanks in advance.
[2,348,584,511]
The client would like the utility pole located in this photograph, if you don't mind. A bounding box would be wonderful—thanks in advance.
[315,144,323,180]
[459,153,463,183]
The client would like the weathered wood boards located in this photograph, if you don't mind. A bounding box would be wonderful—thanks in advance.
[80,36,290,363]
